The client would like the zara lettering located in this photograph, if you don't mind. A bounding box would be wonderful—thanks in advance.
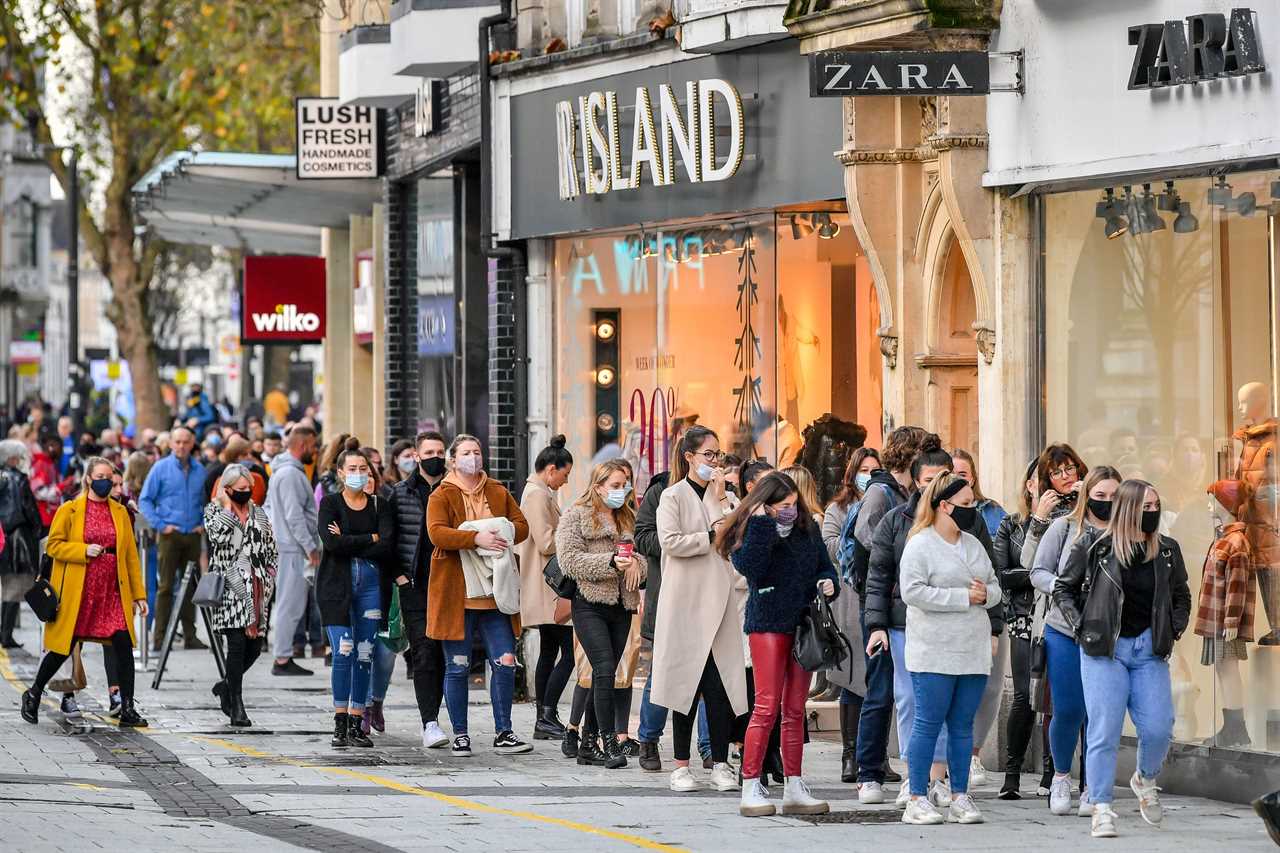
[555,79,745,202]
[1128,8,1265,89]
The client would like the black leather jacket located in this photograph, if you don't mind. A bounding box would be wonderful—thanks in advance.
[1053,533,1191,659]
[864,490,1000,634]
[389,471,435,611]
[993,512,1033,624]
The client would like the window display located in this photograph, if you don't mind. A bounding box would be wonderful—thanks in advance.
[416,173,456,434]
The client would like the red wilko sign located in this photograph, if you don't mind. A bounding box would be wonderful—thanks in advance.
[242,256,327,342]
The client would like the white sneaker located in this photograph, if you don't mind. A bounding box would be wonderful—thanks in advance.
[927,778,952,809]
[1049,774,1073,816]
[422,721,449,749]
[1078,790,1094,818]
[901,797,945,825]
[858,781,886,805]
[948,793,984,824]
[669,766,701,792]
[781,777,829,815]
[1129,772,1163,825]
[1091,803,1118,838]
[740,777,775,816]
[710,762,740,792]
[969,756,988,787]
[895,783,912,806]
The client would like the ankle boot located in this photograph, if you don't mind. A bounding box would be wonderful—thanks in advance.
[577,730,607,766]
[347,714,374,748]
[20,688,39,724]
[332,712,350,747]
[118,700,148,728]
[600,731,628,769]
[839,698,860,783]
[534,705,567,740]
[561,727,580,758]
[212,680,231,718]
[0,602,21,648]
[229,691,252,728]
[998,772,1021,800]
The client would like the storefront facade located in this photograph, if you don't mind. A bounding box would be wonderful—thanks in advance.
[987,2,1280,798]
[495,40,882,496]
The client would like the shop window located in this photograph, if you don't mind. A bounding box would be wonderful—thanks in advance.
[416,174,457,434]
[1044,171,1280,754]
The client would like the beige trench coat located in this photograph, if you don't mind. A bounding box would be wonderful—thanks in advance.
[516,474,561,627]
[650,479,748,717]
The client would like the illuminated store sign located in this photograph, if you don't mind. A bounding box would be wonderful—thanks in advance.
[554,79,745,202]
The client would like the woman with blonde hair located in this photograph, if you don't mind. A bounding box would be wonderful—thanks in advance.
[898,473,1002,826]
[555,459,646,769]
[782,465,822,523]
[20,458,148,727]
[1055,480,1191,838]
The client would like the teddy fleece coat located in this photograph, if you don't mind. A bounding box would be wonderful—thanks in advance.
[554,503,647,610]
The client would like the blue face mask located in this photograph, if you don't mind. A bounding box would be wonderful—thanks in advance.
[855,472,873,492]
[603,486,631,509]
[344,473,369,491]
[397,457,417,475]
[695,463,717,481]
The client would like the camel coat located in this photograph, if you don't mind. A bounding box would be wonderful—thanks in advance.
[650,478,748,717]
[426,477,530,641]
[43,496,146,655]
[516,474,561,627]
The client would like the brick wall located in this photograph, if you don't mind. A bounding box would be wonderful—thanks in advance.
[487,255,521,492]
[383,107,420,446]
[386,72,480,182]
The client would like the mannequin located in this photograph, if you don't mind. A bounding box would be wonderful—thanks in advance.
[1193,481,1257,747]
[1233,381,1280,645]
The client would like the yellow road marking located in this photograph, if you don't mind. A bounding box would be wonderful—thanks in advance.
[71,782,107,791]
[193,736,689,852]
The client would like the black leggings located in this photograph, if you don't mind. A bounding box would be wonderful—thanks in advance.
[223,630,263,694]
[34,631,134,703]
[535,623,574,708]
[672,654,733,764]
[571,683,634,734]
[572,598,631,735]
[1007,635,1056,779]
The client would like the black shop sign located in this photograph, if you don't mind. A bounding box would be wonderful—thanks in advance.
[809,50,989,97]
[1128,8,1265,89]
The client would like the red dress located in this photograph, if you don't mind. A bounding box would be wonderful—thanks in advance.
[74,498,127,639]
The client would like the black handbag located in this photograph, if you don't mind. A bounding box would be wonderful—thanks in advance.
[24,552,62,623]
[793,592,853,672]
[542,555,577,599]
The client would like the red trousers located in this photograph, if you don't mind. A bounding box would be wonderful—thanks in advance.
[742,632,809,780]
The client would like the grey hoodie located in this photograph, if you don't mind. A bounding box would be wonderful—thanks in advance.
[1029,516,1103,637]
[263,452,320,555]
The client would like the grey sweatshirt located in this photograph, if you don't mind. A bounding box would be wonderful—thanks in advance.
[263,452,320,555]
[1029,516,1103,636]
[899,527,1003,675]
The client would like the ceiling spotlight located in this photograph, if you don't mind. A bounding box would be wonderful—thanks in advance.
[790,214,815,241]
[1122,186,1145,235]
[1173,201,1199,233]
[594,319,616,341]
[1208,176,1233,207]
[1157,180,1180,213]
[815,212,841,239]
[1097,188,1128,239]
[594,365,616,388]
[1233,191,1258,217]
[1105,213,1128,240]
[1140,185,1166,232]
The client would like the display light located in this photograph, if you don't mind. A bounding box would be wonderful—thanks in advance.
[1233,191,1258,217]
[1208,176,1233,207]
[1157,180,1180,212]
[1173,201,1200,233]
[594,365,616,388]
[1096,188,1129,239]
[594,318,616,341]
[1140,184,1166,232]
[815,212,841,239]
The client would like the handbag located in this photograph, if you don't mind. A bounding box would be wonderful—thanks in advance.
[542,555,577,600]
[24,551,62,623]
[192,570,225,608]
[793,592,854,672]
[377,586,409,653]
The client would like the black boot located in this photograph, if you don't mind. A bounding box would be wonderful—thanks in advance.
[212,680,231,718]
[347,714,374,748]
[638,740,662,772]
[534,705,567,740]
[332,712,350,747]
[600,731,627,769]
[229,690,252,728]
[20,688,39,724]
[882,759,902,784]
[840,697,861,783]
[576,729,607,766]
[998,772,1022,800]
[561,727,580,759]
[0,602,21,648]
[118,700,148,728]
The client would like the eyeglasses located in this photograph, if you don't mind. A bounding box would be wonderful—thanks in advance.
[693,450,726,464]
[1048,464,1078,479]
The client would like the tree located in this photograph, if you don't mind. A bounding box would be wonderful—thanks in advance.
[0,1,318,430]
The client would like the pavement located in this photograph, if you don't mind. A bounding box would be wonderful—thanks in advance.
[0,616,1273,853]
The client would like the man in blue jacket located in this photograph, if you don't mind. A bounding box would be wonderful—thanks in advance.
[139,427,207,650]
[182,384,218,435]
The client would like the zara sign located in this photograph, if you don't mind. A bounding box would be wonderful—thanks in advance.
[809,51,990,97]
[1128,8,1264,89]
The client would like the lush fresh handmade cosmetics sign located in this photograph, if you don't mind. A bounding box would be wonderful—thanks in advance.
[295,97,381,179]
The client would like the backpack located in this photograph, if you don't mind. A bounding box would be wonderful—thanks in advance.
[846,483,903,595]
[0,468,25,532]
[836,500,863,583]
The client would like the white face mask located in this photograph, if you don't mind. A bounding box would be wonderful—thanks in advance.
[456,455,483,476]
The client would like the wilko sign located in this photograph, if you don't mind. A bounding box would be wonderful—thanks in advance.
[295,97,381,180]
[242,255,327,342]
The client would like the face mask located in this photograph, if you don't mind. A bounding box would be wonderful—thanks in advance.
[855,472,873,492]
[948,503,978,531]
[456,455,483,476]
[420,457,446,477]
[229,489,252,506]
[397,457,417,475]
[78,443,95,456]
[773,505,799,526]
[344,473,369,491]
[300,451,315,465]
[89,478,112,498]
[1141,509,1161,535]
[695,462,717,481]
[603,487,630,509]
[1087,498,1113,522]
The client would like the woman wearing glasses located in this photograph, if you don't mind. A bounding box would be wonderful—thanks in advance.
[651,426,747,793]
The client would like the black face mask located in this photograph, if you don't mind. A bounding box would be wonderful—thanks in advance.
[228,489,253,506]
[79,443,96,456]
[948,504,978,531]
[1141,509,1161,535]
[420,457,446,478]
[1087,498,1113,522]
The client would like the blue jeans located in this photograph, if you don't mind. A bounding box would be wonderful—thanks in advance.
[1079,629,1173,804]
[369,640,396,703]
[697,700,711,758]
[907,672,987,796]
[325,558,382,710]
[855,600,895,783]
[1044,624,1088,774]
[442,609,516,735]
[890,628,948,765]
[638,670,667,743]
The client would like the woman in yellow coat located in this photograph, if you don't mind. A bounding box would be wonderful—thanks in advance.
[20,457,148,727]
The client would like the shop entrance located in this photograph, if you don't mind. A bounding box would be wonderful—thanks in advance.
[923,234,980,456]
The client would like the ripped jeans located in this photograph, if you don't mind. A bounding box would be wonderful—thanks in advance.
[325,558,383,712]
[442,608,517,735]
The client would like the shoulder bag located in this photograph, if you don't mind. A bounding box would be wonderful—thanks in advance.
[542,555,577,600]
[195,511,245,609]
[793,592,853,672]
[24,552,63,623]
